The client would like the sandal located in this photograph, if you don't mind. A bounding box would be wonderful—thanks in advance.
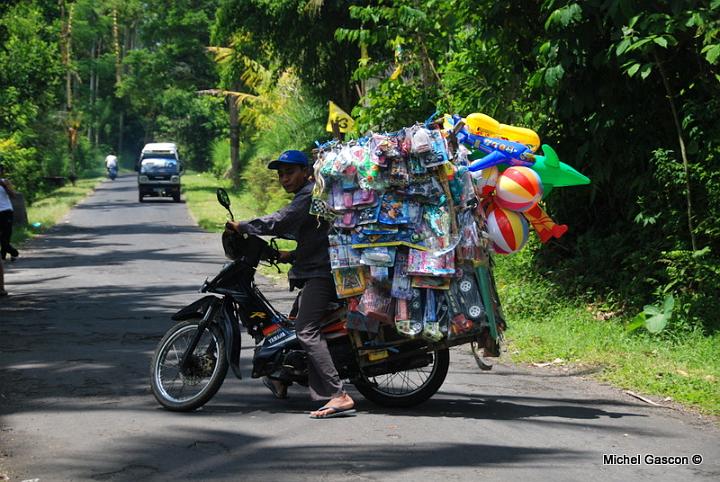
[309,405,356,419]
[262,377,288,399]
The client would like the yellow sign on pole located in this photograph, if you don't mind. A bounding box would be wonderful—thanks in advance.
[326,101,354,134]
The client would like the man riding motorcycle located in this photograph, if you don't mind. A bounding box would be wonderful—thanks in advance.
[225,149,356,418]
[105,152,118,180]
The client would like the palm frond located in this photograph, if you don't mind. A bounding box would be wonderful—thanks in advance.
[304,0,324,16]
[196,89,260,106]
[206,46,233,63]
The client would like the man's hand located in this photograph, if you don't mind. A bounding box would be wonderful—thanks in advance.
[225,221,241,233]
[277,250,295,264]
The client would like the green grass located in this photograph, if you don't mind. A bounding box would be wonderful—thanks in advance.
[11,174,104,245]
[494,242,720,415]
[181,171,295,281]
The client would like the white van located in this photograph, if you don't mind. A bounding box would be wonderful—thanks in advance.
[137,143,183,202]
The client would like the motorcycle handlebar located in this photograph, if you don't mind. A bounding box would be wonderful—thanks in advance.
[221,230,280,266]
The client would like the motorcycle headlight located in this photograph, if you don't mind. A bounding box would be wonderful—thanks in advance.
[139,175,149,183]
[171,175,179,183]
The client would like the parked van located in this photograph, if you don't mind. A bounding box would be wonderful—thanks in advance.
[137,142,183,202]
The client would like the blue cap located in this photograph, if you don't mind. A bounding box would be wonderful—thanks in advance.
[267,150,309,170]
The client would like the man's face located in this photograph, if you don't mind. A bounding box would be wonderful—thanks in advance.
[276,164,307,193]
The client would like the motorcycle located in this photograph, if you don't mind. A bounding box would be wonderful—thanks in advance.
[107,165,118,181]
[150,188,498,412]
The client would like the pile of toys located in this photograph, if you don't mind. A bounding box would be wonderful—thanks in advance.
[311,113,589,347]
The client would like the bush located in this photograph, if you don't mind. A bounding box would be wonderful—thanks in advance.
[241,155,289,214]
[658,248,720,335]
[210,138,231,178]
[0,135,42,203]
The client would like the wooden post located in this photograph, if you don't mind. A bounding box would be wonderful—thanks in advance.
[331,120,342,141]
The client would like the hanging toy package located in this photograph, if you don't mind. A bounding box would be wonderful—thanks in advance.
[314,115,527,356]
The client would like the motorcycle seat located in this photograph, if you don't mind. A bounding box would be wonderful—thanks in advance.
[320,305,348,336]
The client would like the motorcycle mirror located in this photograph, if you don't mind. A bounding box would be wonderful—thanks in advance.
[216,188,234,221]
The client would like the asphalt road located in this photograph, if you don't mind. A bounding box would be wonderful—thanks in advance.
[1,174,718,481]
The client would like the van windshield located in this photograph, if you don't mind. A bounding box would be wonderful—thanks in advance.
[141,151,176,160]
[141,158,179,175]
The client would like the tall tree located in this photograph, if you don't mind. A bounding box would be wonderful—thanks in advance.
[213,0,362,110]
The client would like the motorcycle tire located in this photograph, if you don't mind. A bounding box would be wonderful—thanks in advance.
[353,347,450,408]
[150,319,229,412]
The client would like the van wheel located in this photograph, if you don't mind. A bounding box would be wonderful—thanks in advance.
[173,193,181,203]
[139,193,144,203]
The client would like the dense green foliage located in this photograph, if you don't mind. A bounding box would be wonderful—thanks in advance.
[0,0,225,203]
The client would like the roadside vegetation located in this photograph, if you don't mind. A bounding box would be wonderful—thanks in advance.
[495,244,720,415]
[10,171,104,247]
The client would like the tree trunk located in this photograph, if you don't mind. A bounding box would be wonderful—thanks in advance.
[112,8,122,86]
[654,51,697,251]
[87,40,95,143]
[113,8,123,159]
[60,0,76,178]
[118,112,124,164]
[228,96,240,182]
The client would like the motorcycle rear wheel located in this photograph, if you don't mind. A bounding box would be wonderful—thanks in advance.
[150,320,228,411]
[353,347,450,408]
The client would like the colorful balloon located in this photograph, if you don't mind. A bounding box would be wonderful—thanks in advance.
[485,205,529,254]
[494,166,543,212]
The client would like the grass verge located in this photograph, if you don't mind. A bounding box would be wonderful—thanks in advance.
[494,240,720,416]
[183,172,719,416]
[181,172,294,282]
[11,173,104,246]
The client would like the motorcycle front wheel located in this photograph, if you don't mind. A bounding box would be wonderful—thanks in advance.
[353,347,450,408]
[150,319,228,411]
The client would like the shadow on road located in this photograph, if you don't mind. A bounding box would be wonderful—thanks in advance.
[55,426,587,480]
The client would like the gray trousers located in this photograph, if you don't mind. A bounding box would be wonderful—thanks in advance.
[294,277,344,401]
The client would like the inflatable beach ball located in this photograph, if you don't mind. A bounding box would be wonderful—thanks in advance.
[471,166,499,197]
[486,205,529,254]
[495,166,543,212]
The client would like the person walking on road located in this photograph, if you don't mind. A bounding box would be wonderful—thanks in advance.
[225,149,356,419]
[0,163,19,262]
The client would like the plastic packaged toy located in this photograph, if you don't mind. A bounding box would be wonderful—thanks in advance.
[332,267,366,298]
[407,248,455,277]
[358,283,393,324]
[390,250,413,299]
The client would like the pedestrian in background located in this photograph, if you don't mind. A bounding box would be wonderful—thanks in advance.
[0,163,20,262]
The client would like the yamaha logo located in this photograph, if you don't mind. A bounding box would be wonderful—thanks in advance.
[266,330,288,345]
